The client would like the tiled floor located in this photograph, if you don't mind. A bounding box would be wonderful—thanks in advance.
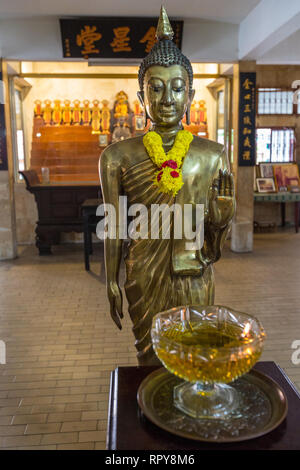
[0,230,300,449]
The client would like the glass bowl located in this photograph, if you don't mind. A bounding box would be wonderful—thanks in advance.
[151,305,266,419]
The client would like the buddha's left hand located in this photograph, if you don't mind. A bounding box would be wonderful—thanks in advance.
[209,169,235,228]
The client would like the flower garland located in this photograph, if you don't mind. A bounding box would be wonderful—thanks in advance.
[143,130,193,196]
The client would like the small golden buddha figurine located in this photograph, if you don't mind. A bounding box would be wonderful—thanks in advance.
[99,7,235,365]
[91,99,101,134]
[82,100,91,126]
[72,100,82,125]
[52,100,62,126]
[100,100,111,134]
[198,100,207,125]
[34,100,42,117]
[113,91,130,118]
[62,99,72,125]
[43,99,52,126]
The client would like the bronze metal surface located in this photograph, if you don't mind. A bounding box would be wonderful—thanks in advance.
[99,7,235,365]
[137,367,288,443]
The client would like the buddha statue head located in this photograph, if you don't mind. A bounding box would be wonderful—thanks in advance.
[138,6,195,128]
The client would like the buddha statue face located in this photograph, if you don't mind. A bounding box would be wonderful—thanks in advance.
[141,64,194,128]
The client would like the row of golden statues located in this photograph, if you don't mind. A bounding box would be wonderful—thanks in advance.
[33,92,208,138]
[34,97,118,134]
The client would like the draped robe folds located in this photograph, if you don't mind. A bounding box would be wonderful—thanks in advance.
[121,143,230,365]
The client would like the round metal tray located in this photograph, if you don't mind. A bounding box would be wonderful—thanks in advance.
[137,367,288,443]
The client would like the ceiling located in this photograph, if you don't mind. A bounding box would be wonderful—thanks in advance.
[0,0,261,24]
[258,28,300,64]
[1,0,300,64]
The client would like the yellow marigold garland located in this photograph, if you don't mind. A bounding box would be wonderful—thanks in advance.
[143,130,193,196]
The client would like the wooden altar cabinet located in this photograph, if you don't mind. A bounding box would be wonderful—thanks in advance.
[20,170,101,255]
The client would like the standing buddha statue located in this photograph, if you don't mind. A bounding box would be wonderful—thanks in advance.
[99,7,235,365]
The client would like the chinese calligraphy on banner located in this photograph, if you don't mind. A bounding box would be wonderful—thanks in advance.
[0,65,8,171]
[60,18,183,59]
[238,72,256,167]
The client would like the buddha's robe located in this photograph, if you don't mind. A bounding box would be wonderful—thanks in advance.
[121,139,230,365]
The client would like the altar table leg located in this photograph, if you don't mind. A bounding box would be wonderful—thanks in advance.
[83,214,90,271]
[295,202,299,234]
[35,226,54,255]
[281,202,286,227]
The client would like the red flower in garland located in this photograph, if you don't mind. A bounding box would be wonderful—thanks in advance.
[170,171,179,178]
[161,160,178,169]
[157,171,163,182]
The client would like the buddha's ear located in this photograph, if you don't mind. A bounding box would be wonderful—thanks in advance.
[137,91,145,107]
[185,89,196,126]
[190,89,195,103]
[137,91,149,127]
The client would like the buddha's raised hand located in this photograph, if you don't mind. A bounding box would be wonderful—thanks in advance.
[209,169,235,228]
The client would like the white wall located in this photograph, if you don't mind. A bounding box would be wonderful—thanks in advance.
[0,18,63,61]
[0,17,239,62]
[258,29,300,65]
[182,19,238,63]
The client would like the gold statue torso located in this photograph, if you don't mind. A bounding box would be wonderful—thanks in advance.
[100,135,231,365]
[102,134,224,181]
[99,7,235,366]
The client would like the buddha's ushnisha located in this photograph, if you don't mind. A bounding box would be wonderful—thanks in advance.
[99,6,235,365]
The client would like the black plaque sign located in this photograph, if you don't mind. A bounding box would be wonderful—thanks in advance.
[60,17,183,59]
[0,67,8,171]
[238,72,256,167]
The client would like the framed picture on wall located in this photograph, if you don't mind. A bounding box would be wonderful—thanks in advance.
[259,163,274,178]
[99,134,108,147]
[256,178,276,193]
[135,115,145,131]
[273,163,300,190]
[254,167,258,191]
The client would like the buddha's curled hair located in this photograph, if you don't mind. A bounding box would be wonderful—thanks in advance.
[138,39,194,97]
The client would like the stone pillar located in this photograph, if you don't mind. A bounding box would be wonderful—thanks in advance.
[0,59,17,260]
[231,61,256,253]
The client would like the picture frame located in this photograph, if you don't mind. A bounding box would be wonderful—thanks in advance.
[256,178,276,193]
[259,163,274,178]
[135,115,145,131]
[255,165,261,178]
[99,133,108,147]
[254,167,258,191]
[273,163,300,191]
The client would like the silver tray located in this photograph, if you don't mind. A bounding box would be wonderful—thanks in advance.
[137,367,288,443]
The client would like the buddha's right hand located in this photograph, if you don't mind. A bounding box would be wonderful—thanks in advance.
[107,281,123,330]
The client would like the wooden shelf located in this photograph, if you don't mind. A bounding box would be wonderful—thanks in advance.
[30,120,102,183]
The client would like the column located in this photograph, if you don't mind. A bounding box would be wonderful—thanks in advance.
[231,61,256,253]
[0,59,17,260]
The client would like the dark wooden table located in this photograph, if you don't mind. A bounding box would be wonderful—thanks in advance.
[254,192,300,233]
[81,198,103,271]
[20,170,101,255]
[107,362,300,450]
